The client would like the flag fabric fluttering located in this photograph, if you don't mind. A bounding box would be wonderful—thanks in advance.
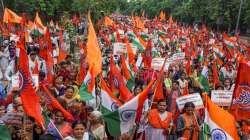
[110,56,134,102]
[231,61,250,121]
[203,94,240,140]
[100,76,122,114]
[103,80,155,137]
[40,84,74,121]
[16,41,44,127]
[104,16,114,26]
[57,29,67,64]
[3,8,22,24]
[79,70,95,101]
[154,57,168,101]
[120,55,135,91]
[86,12,102,79]
[159,11,166,21]
[34,12,46,34]
[199,65,210,92]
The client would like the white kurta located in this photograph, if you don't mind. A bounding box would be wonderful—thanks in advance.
[145,112,168,140]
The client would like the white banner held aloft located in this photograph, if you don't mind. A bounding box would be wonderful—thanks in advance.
[167,52,185,63]
[113,42,137,55]
[113,43,126,55]
[151,58,170,71]
[211,90,233,106]
[176,93,204,111]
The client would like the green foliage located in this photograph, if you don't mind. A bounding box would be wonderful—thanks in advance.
[3,0,250,31]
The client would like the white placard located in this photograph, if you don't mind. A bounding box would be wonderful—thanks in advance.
[169,52,185,62]
[113,43,126,55]
[113,42,138,55]
[211,90,233,106]
[176,93,204,111]
[151,58,169,71]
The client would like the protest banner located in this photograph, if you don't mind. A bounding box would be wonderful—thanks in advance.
[176,93,204,111]
[151,57,170,71]
[113,42,137,55]
[152,53,185,70]
[211,90,233,106]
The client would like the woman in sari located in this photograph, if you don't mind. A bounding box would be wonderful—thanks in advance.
[52,110,73,138]
[176,102,201,140]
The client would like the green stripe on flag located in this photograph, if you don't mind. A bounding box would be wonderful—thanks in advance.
[126,78,135,91]
[79,84,94,101]
[132,39,145,52]
[103,110,121,137]
[202,123,211,140]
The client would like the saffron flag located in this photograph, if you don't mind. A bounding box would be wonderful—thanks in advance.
[34,12,46,33]
[86,12,102,79]
[159,11,166,21]
[3,8,22,23]
[104,16,113,26]
[120,55,135,91]
[57,30,67,64]
[231,61,250,121]
[154,57,167,101]
[16,41,44,127]
[110,56,134,102]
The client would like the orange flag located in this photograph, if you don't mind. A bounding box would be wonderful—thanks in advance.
[154,57,168,101]
[159,11,166,21]
[3,8,22,23]
[86,12,102,79]
[34,12,46,32]
[110,56,134,102]
[124,36,135,65]
[212,62,219,87]
[17,41,44,127]
[57,30,67,64]
[104,16,113,26]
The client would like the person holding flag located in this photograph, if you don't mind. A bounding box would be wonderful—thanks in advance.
[176,102,201,140]
[146,99,173,140]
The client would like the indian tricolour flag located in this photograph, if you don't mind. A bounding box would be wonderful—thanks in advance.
[213,46,225,59]
[100,77,122,114]
[79,70,95,101]
[132,36,146,52]
[223,34,237,49]
[103,80,155,137]
[199,65,209,92]
[203,94,240,140]
[159,35,168,47]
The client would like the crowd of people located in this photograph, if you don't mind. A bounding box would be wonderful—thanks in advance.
[0,10,250,140]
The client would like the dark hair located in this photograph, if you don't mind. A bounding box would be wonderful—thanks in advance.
[157,99,166,104]
[39,134,57,140]
[65,86,75,92]
[183,102,195,110]
[172,80,179,85]
[72,121,87,129]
